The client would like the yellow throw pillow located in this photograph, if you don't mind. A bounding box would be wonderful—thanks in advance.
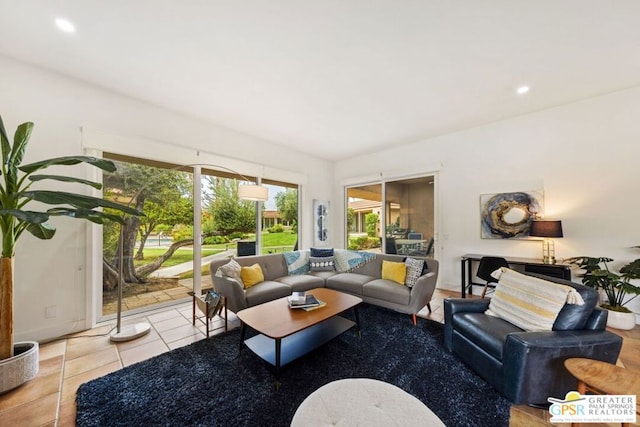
[381,260,407,285]
[240,263,264,289]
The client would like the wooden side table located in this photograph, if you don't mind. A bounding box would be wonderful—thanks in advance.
[564,358,640,427]
[190,291,226,337]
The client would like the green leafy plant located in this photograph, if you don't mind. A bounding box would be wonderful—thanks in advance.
[267,224,284,233]
[348,236,381,250]
[0,115,142,360]
[566,254,640,313]
[365,212,379,237]
[171,224,193,241]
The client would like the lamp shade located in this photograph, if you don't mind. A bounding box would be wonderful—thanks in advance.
[529,220,563,238]
[238,184,269,202]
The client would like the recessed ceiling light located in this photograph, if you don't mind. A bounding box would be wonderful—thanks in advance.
[516,86,530,95]
[55,18,75,33]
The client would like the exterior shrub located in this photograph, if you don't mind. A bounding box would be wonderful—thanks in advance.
[203,235,229,245]
[267,224,285,233]
[349,236,380,250]
[228,231,245,240]
[366,213,379,237]
[172,224,193,241]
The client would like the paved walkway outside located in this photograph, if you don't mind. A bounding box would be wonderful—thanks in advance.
[103,250,235,315]
[149,249,235,278]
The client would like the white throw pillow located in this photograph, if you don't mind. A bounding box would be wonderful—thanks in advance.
[216,258,243,284]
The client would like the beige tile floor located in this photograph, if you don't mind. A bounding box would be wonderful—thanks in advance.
[0,289,637,427]
[0,298,241,427]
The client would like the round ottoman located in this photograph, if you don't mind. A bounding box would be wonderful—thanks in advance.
[290,378,445,427]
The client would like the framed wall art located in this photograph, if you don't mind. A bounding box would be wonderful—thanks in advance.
[313,199,329,246]
[480,190,543,239]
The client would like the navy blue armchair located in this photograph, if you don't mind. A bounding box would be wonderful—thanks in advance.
[444,275,623,405]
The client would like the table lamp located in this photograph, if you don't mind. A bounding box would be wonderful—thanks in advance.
[529,220,563,264]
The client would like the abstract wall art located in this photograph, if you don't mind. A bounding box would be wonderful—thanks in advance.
[313,199,329,246]
[480,190,543,239]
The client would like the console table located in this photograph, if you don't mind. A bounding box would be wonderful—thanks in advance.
[460,253,572,298]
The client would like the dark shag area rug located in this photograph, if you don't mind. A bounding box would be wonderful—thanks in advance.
[76,305,510,427]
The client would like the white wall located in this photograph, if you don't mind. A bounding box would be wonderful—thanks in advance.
[0,55,333,342]
[335,86,640,321]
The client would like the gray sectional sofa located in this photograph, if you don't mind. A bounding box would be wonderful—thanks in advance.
[209,252,439,329]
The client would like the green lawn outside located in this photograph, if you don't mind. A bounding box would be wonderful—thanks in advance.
[133,247,222,268]
[177,232,298,279]
[261,231,297,253]
[220,232,297,253]
[135,231,297,271]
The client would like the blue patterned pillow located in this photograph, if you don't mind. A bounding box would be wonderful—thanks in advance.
[333,250,376,272]
[283,250,310,275]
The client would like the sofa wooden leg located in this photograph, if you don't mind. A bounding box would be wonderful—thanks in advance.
[427,303,432,313]
[223,297,228,332]
[205,312,210,338]
[192,293,196,326]
[412,314,417,326]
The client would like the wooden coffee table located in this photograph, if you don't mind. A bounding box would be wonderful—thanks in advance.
[237,288,362,384]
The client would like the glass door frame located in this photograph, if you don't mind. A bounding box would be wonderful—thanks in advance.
[85,153,304,327]
[343,172,438,257]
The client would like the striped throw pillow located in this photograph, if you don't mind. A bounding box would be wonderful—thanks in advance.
[485,268,584,331]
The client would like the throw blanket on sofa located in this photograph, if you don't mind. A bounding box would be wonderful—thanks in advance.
[283,250,311,275]
[334,249,376,272]
[486,267,584,331]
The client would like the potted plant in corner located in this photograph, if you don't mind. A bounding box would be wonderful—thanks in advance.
[566,254,640,330]
[0,115,142,393]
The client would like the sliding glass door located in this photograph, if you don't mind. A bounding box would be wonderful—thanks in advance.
[385,176,435,257]
[261,179,299,254]
[346,184,383,251]
[100,155,299,318]
[101,157,195,316]
[345,176,435,256]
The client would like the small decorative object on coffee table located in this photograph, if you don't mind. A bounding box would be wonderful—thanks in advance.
[287,291,321,309]
[237,288,361,386]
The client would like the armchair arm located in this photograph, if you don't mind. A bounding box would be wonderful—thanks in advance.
[211,275,247,313]
[584,307,608,330]
[407,271,437,313]
[406,258,439,314]
[443,298,491,351]
[444,298,491,316]
[502,330,623,404]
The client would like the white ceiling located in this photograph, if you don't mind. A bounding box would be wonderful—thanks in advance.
[1,1,640,161]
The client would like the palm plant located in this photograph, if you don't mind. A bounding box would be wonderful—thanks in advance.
[0,115,142,360]
[566,255,640,313]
